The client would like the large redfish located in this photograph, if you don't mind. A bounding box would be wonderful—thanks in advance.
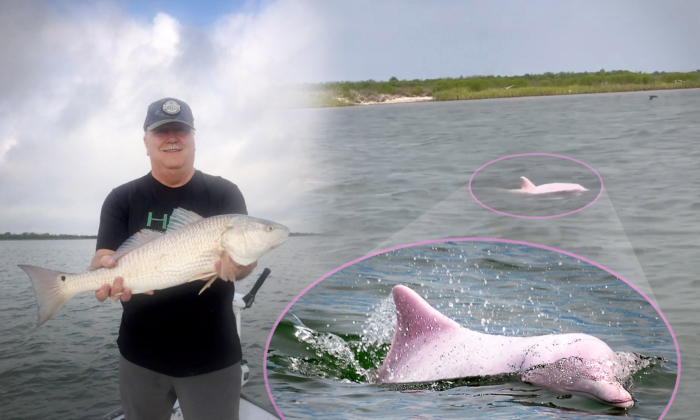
[19,208,289,326]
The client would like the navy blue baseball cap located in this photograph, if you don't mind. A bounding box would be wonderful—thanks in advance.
[143,98,195,131]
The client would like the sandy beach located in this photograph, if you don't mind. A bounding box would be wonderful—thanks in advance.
[357,96,433,105]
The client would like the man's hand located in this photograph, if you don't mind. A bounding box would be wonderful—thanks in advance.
[235,261,257,281]
[212,254,257,282]
[92,249,153,302]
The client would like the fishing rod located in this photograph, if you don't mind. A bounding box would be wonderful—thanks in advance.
[243,267,271,308]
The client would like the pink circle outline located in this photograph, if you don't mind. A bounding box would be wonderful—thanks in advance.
[468,153,605,219]
[263,238,680,420]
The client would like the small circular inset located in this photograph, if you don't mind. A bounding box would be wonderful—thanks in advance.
[469,153,603,218]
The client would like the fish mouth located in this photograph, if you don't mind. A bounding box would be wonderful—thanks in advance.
[270,234,289,250]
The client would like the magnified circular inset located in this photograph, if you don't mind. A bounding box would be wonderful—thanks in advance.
[265,239,678,420]
[469,154,603,218]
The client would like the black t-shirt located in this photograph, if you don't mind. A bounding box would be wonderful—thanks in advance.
[96,170,247,377]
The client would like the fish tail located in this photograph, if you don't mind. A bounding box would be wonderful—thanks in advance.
[18,265,71,326]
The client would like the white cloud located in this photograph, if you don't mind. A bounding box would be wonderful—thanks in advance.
[0,0,325,234]
[0,138,17,163]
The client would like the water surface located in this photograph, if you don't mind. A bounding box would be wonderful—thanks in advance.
[1,89,698,419]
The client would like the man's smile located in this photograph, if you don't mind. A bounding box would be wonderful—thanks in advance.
[162,145,183,153]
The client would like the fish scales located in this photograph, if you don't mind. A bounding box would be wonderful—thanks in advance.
[19,209,290,326]
[64,216,224,295]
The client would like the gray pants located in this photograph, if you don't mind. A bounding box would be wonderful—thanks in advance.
[119,355,241,420]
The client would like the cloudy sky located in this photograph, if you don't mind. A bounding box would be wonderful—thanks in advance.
[316,0,700,81]
[1,0,699,234]
[0,0,326,234]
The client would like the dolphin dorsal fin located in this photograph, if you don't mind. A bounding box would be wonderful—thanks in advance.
[390,285,462,351]
[520,176,537,192]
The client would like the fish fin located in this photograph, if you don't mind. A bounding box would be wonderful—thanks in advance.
[520,176,537,192]
[219,252,238,282]
[166,208,204,234]
[198,277,217,295]
[17,265,71,327]
[109,292,123,302]
[113,229,164,261]
[187,272,217,282]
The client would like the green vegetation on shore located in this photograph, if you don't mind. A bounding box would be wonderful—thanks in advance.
[306,70,700,106]
[1,232,97,240]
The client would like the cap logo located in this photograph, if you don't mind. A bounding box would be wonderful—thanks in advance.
[162,100,181,115]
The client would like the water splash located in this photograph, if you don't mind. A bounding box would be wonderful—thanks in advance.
[361,296,396,349]
[286,313,376,382]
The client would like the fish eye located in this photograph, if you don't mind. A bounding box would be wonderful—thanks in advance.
[266,225,274,232]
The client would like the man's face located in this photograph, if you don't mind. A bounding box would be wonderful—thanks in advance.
[143,122,195,171]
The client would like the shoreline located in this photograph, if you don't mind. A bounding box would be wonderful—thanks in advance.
[0,238,97,241]
[306,82,699,108]
[356,96,434,106]
[0,232,323,240]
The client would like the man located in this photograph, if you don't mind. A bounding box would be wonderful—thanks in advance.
[91,98,254,420]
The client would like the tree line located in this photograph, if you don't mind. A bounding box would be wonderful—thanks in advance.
[305,69,700,104]
[0,232,97,240]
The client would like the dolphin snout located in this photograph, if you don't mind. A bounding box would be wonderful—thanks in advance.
[572,380,634,408]
[601,390,634,408]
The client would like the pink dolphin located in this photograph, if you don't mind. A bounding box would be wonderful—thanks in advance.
[517,176,587,194]
[378,285,634,408]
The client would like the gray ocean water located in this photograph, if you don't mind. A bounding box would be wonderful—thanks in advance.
[296,89,699,419]
[0,237,327,419]
[1,89,699,419]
